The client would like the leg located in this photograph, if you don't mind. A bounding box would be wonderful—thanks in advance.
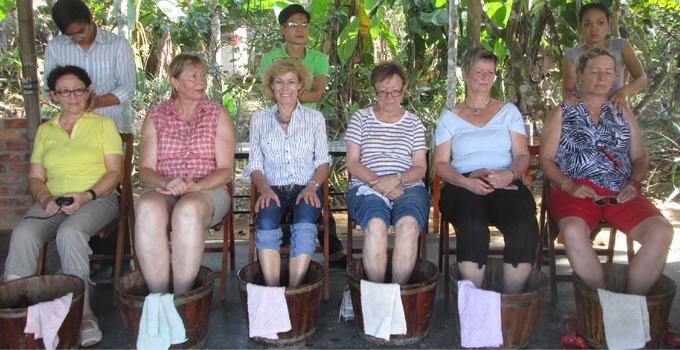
[558,216,605,289]
[458,262,486,288]
[503,263,532,294]
[363,219,389,283]
[134,191,175,293]
[3,203,66,279]
[627,216,673,295]
[255,192,286,287]
[391,186,430,285]
[289,191,322,287]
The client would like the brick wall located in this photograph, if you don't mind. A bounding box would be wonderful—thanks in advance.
[0,118,33,230]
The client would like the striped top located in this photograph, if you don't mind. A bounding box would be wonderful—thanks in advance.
[344,106,426,189]
[243,103,332,186]
[148,98,222,184]
[555,99,632,191]
[43,26,136,131]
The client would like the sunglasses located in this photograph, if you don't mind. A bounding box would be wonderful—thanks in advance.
[597,146,621,168]
[592,194,620,207]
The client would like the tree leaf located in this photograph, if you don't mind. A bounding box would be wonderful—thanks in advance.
[0,0,16,23]
[155,0,186,23]
[127,0,138,31]
[337,16,360,63]
[419,8,448,26]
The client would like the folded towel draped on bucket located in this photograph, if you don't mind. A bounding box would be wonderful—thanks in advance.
[360,279,407,340]
[598,288,651,350]
[457,280,503,348]
[137,293,187,350]
[246,283,291,339]
[357,185,393,209]
[24,292,73,350]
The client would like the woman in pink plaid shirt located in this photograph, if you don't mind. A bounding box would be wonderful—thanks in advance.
[135,54,236,295]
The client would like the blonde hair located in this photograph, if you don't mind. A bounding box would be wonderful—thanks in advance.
[461,46,499,76]
[168,53,206,99]
[262,57,312,102]
[573,47,620,75]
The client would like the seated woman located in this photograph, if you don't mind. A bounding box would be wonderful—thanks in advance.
[540,47,673,296]
[244,57,331,287]
[345,62,429,285]
[135,54,235,295]
[433,47,538,294]
[562,2,647,109]
[3,65,123,347]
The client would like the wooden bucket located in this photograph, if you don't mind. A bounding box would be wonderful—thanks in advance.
[114,266,214,349]
[450,258,548,348]
[346,257,439,345]
[0,275,85,349]
[573,263,676,349]
[236,258,324,346]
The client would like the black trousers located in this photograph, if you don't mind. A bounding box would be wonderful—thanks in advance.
[439,179,538,268]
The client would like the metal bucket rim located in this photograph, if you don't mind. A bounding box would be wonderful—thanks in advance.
[236,260,324,293]
[0,274,86,312]
[115,266,215,307]
[346,258,439,292]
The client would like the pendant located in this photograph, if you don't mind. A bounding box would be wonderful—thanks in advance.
[474,108,480,114]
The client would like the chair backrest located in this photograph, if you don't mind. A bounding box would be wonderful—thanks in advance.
[118,133,134,230]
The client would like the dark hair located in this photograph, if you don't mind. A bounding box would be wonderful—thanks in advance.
[579,2,610,26]
[46,65,92,90]
[460,46,499,76]
[370,62,407,87]
[278,4,310,25]
[52,0,92,33]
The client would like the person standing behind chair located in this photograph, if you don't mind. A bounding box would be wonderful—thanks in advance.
[433,47,538,294]
[43,0,136,132]
[4,66,123,347]
[244,57,331,288]
[345,62,430,285]
[540,47,672,296]
[135,54,235,296]
[562,2,647,110]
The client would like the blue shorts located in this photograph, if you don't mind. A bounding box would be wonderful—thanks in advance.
[346,185,430,232]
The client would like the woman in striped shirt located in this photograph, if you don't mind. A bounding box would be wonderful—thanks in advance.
[135,54,235,296]
[243,58,331,287]
[345,62,429,285]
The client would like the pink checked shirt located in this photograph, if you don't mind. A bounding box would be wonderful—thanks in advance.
[148,98,221,182]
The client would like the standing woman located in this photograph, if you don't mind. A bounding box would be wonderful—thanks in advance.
[135,54,235,296]
[244,57,331,288]
[433,47,538,294]
[562,2,648,109]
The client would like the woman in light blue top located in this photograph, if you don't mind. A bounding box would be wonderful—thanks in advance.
[433,47,538,294]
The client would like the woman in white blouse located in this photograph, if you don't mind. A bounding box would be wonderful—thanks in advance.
[243,57,331,287]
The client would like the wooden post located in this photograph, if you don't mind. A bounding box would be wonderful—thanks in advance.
[17,0,40,142]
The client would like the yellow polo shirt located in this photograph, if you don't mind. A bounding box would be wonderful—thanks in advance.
[31,112,123,197]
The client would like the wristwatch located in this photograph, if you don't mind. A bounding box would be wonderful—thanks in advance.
[308,180,320,189]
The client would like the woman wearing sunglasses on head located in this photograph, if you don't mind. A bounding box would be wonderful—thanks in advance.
[539,47,672,296]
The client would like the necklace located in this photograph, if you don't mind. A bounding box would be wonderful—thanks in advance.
[274,110,291,125]
[464,98,493,114]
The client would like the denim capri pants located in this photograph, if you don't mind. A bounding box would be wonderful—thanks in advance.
[346,185,430,232]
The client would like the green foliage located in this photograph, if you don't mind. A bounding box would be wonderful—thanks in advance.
[0,0,15,22]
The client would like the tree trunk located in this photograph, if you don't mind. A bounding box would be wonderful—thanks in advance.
[18,0,40,141]
[466,0,481,49]
[634,46,680,116]
[446,0,459,108]
[673,53,680,104]
[210,0,222,103]
[611,0,620,39]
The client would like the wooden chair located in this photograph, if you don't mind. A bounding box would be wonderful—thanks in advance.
[345,171,429,262]
[202,182,235,300]
[537,176,635,304]
[436,146,541,300]
[37,133,137,286]
[248,182,330,301]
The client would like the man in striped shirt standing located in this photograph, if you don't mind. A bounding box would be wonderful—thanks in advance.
[43,0,136,132]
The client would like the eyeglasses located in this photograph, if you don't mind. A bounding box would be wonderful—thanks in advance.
[285,22,310,28]
[53,88,88,97]
[597,146,621,168]
[64,22,92,39]
[374,88,404,97]
[593,194,620,207]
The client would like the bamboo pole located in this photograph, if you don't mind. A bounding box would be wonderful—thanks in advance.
[17,0,40,142]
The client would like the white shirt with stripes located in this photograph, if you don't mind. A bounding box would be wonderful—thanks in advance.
[43,26,136,131]
[344,106,427,189]
[243,103,332,186]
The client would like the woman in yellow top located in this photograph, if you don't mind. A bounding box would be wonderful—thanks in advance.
[3,66,123,347]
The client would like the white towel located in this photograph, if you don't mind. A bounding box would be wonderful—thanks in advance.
[24,292,73,350]
[458,280,503,348]
[357,185,393,209]
[598,288,651,350]
[360,279,406,340]
[137,293,187,350]
[246,283,291,339]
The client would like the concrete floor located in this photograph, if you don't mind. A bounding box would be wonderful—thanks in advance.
[3,230,680,349]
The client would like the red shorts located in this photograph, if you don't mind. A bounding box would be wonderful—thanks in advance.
[548,179,663,234]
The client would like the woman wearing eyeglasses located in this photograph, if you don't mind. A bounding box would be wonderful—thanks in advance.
[539,47,672,295]
[3,65,123,347]
[433,47,538,294]
[345,62,429,285]
[244,57,331,288]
